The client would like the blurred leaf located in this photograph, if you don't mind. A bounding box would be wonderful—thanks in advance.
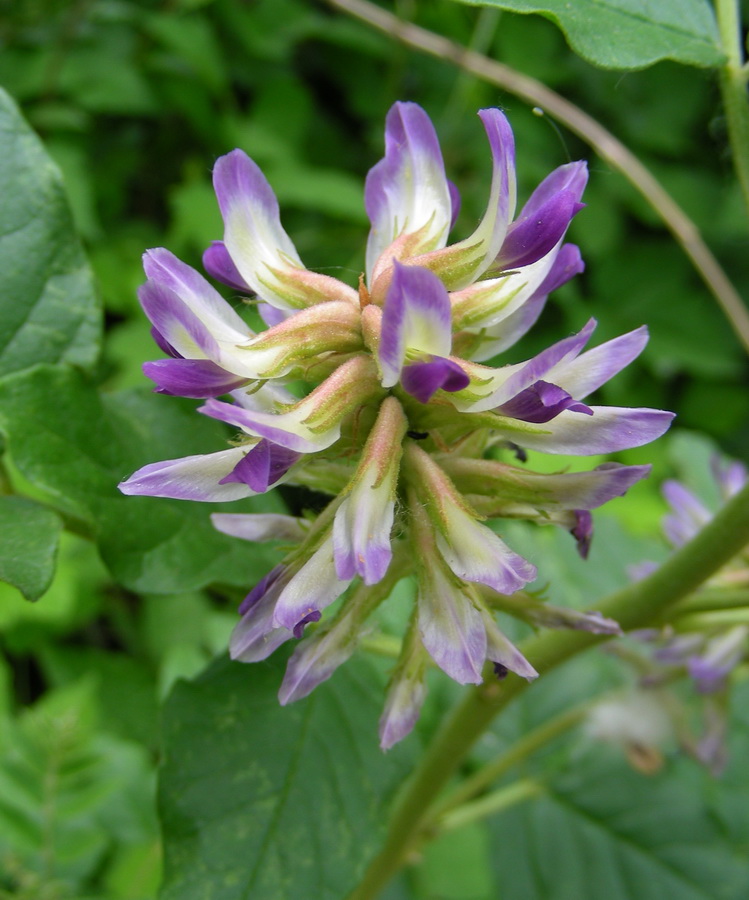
[0,365,285,594]
[58,27,158,115]
[0,532,107,651]
[271,164,367,223]
[0,496,63,602]
[488,747,749,899]
[143,11,229,95]
[158,652,416,900]
[0,86,101,378]
[416,821,496,899]
[0,678,157,892]
[451,0,723,69]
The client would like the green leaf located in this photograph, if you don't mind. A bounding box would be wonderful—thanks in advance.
[0,365,285,594]
[0,87,101,378]
[158,652,416,900]
[0,678,158,893]
[0,495,63,602]
[488,749,749,899]
[451,0,724,69]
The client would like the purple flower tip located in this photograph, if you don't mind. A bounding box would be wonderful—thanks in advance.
[498,380,593,424]
[293,610,322,639]
[571,510,593,558]
[401,357,469,403]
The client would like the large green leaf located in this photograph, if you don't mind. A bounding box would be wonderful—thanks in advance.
[489,748,749,899]
[0,495,63,602]
[0,87,101,378]
[452,0,723,69]
[158,652,416,900]
[0,365,283,594]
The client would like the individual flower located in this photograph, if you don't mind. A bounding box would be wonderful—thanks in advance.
[120,101,673,747]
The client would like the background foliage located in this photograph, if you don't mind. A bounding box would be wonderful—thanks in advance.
[0,0,747,897]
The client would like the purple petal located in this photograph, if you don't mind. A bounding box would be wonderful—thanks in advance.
[711,455,747,499]
[497,379,593,423]
[497,189,584,270]
[365,102,452,280]
[472,243,585,362]
[139,279,221,361]
[202,240,252,292]
[552,326,649,399]
[151,326,180,358]
[292,610,322,640]
[504,407,675,455]
[271,536,351,630]
[417,569,487,684]
[448,179,461,230]
[412,108,517,289]
[662,480,711,546]
[231,568,294,662]
[218,439,301,492]
[437,514,537,595]
[213,149,302,304]
[497,160,588,272]
[258,303,289,327]
[688,627,747,694]
[482,612,538,680]
[143,247,251,334]
[279,618,356,704]
[525,462,652,511]
[239,565,286,615]
[570,510,593,558]
[471,107,517,265]
[198,398,326,454]
[455,319,597,413]
[401,357,469,404]
[520,161,588,218]
[379,261,453,387]
[379,670,428,750]
[143,358,248,398]
[118,447,256,501]
[211,513,308,543]
[333,491,394,584]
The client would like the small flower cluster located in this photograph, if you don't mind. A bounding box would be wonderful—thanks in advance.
[630,455,749,772]
[120,103,673,747]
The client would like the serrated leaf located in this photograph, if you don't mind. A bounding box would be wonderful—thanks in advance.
[0,365,285,594]
[452,0,723,69]
[488,749,749,899]
[158,652,416,900]
[0,495,63,601]
[0,86,101,377]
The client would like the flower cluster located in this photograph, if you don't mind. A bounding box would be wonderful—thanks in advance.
[120,102,673,748]
[628,455,748,772]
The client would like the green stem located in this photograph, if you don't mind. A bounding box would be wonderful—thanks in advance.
[668,588,749,616]
[716,0,749,221]
[435,778,543,835]
[349,480,749,900]
[431,702,588,818]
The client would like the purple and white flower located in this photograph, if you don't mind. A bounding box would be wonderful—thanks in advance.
[119,101,674,746]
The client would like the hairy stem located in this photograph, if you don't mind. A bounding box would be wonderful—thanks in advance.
[349,480,749,899]
[716,0,749,221]
[325,0,749,354]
